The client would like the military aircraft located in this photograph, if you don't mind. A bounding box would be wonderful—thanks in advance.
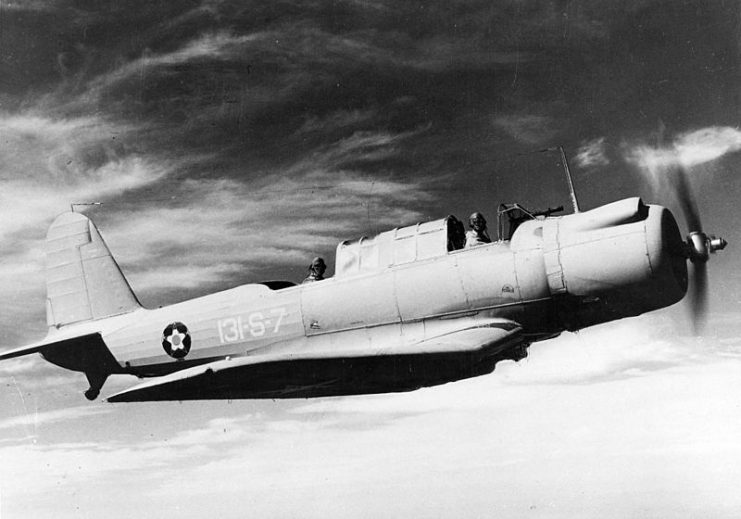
[0,173,727,402]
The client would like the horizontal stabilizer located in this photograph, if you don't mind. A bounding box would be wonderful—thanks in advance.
[0,341,48,361]
[0,333,122,376]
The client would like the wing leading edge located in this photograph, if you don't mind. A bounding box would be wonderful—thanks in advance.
[108,321,525,402]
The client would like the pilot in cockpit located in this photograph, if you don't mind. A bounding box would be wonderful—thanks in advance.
[464,212,492,248]
[302,257,327,283]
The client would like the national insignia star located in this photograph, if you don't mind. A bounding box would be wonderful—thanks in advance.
[167,329,187,351]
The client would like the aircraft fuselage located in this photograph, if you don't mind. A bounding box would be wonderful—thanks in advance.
[7,196,692,400]
[92,239,551,379]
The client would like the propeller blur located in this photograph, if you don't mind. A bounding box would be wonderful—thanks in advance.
[672,165,727,332]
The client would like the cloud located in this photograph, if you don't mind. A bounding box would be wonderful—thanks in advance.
[0,113,171,241]
[0,356,42,375]
[673,127,741,166]
[625,126,741,190]
[0,111,176,344]
[297,108,378,135]
[0,405,111,433]
[0,412,272,503]
[5,357,741,519]
[499,316,707,386]
[57,12,536,132]
[90,128,435,296]
[575,137,609,170]
[620,126,741,219]
[88,31,264,96]
[0,97,433,341]
[102,170,432,294]
[492,114,556,145]
[0,0,58,11]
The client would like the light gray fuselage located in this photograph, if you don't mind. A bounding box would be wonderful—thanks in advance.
[102,233,552,377]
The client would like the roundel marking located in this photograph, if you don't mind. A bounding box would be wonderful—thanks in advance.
[162,321,192,359]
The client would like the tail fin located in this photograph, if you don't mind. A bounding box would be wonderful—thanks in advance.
[45,212,141,328]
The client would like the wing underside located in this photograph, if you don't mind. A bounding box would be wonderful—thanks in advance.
[108,322,525,402]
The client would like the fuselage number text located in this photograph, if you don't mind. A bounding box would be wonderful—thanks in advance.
[217,308,288,344]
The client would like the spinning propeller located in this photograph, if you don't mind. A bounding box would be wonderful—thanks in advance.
[670,165,727,333]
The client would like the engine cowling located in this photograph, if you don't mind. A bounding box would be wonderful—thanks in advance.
[540,198,688,330]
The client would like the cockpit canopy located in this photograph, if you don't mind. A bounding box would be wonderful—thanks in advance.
[334,204,565,279]
[335,216,465,278]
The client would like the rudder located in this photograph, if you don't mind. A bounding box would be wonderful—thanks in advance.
[45,212,141,328]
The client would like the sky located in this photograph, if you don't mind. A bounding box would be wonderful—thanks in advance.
[1,1,740,517]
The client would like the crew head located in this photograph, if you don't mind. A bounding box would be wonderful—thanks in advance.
[303,257,327,283]
[469,212,487,233]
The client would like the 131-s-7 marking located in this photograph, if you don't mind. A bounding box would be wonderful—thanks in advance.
[217,307,288,343]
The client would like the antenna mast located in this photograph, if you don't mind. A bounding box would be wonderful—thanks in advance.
[558,146,580,213]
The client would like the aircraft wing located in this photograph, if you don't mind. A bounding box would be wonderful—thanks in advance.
[108,321,524,402]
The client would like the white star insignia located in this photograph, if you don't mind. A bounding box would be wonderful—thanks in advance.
[167,330,187,351]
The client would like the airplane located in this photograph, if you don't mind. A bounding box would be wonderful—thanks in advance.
[0,173,727,402]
